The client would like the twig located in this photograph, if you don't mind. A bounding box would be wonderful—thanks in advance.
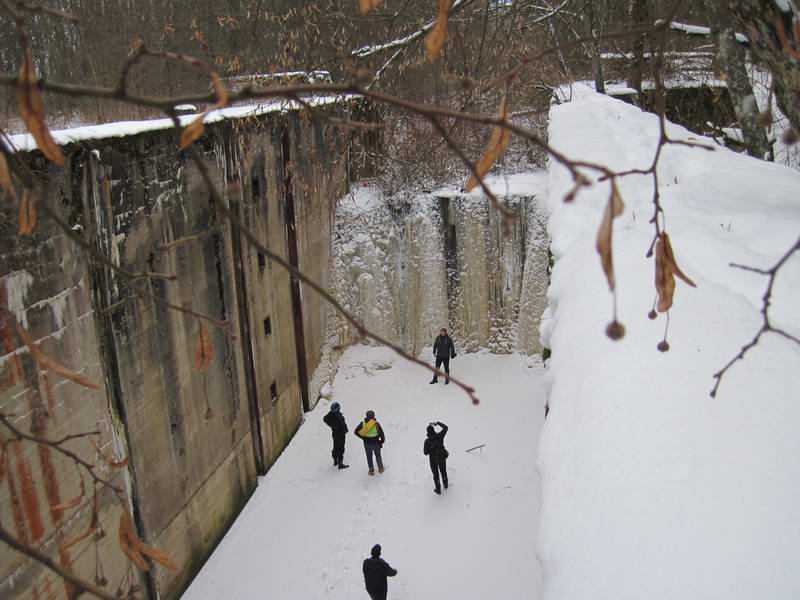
[0,523,116,600]
[711,235,800,397]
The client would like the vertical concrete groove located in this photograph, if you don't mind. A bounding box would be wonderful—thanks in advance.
[281,124,311,413]
[224,134,267,476]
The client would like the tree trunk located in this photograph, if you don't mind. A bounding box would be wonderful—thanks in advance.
[726,0,800,134]
[587,0,606,94]
[628,0,650,95]
[713,10,771,158]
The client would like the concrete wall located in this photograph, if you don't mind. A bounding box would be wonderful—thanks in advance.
[0,107,351,599]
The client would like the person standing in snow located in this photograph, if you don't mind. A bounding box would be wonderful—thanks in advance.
[423,421,449,494]
[355,410,385,476]
[322,402,349,470]
[429,328,456,384]
[363,544,397,600]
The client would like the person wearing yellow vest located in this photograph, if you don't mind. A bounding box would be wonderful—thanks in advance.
[354,410,386,476]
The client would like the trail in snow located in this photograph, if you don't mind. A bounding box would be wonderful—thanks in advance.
[184,346,546,599]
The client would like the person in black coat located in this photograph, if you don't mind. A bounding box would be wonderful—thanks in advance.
[322,402,349,469]
[423,421,449,494]
[430,328,456,384]
[362,544,397,600]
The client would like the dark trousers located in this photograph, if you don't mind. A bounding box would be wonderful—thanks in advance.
[432,356,450,381]
[364,442,384,470]
[430,458,448,489]
[332,433,345,463]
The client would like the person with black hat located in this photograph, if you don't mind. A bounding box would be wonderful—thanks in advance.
[430,327,456,384]
[322,401,349,469]
[354,410,385,476]
[423,421,449,494]
[362,544,397,600]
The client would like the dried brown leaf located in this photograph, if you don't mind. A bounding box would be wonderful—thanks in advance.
[596,182,625,290]
[193,322,213,371]
[654,236,675,312]
[51,478,85,511]
[655,232,695,313]
[464,96,511,192]
[426,0,453,60]
[118,510,177,572]
[0,153,19,202]
[661,232,696,288]
[16,49,65,166]
[15,320,100,389]
[18,190,37,236]
[358,0,383,15]
[134,540,178,572]
[118,511,149,571]
[211,73,229,108]
[179,112,208,149]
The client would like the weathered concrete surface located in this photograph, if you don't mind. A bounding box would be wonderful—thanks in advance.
[1,106,352,599]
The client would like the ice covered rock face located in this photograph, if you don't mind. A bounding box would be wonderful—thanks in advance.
[330,180,550,356]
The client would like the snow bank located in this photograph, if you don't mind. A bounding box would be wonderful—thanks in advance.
[538,92,800,599]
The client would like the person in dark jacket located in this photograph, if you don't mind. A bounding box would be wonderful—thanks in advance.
[354,410,386,476]
[430,328,456,384]
[322,402,349,469]
[362,544,397,600]
[423,421,449,494]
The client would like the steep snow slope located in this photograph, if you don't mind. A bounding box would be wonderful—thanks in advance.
[539,92,800,599]
[184,346,546,600]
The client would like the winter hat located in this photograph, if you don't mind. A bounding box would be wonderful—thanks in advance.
[371,544,382,557]
[330,402,340,412]
[366,410,375,420]
[426,425,435,436]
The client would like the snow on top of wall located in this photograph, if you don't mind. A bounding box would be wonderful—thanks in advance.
[667,20,749,44]
[7,96,343,154]
[539,91,800,600]
[432,171,547,199]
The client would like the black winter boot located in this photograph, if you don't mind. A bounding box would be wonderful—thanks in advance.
[434,486,441,495]
[333,457,339,466]
[338,463,350,470]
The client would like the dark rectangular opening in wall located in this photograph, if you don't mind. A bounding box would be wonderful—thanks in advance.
[263,316,272,337]
[270,381,278,403]
[252,169,262,203]
[257,252,266,273]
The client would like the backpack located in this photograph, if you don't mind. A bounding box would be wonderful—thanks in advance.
[429,437,449,460]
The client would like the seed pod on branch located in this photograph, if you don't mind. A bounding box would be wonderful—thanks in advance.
[16,49,65,165]
[193,322,213,372]
[15,320,100,388]
[180,73,229,149]
[426,0,453,61]
[464,95,510,192]
[118,510,177,572]
[358,0,383,15]
[18,190,37,236]
[0,154,19,202]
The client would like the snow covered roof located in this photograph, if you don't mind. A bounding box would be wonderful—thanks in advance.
[225,71,332,84]
[7,96,343,154]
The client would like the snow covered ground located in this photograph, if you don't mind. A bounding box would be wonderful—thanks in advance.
[184,346,546,599]
[539,91,800,599]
